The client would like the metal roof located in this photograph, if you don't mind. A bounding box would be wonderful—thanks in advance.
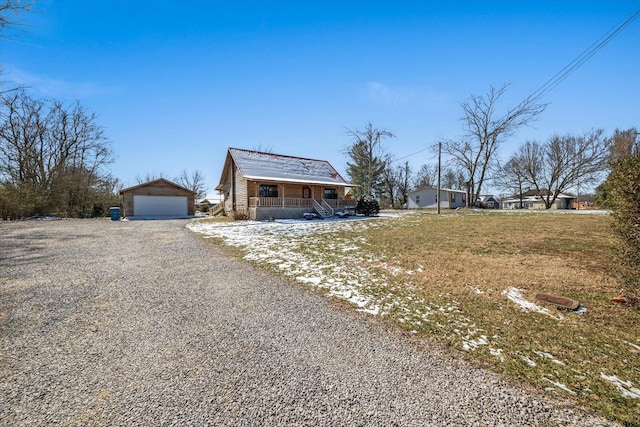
[226,148,351,186]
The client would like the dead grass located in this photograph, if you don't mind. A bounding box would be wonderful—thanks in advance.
[195,216,233,224]
[192,210,639,424]
[354,211,639,425]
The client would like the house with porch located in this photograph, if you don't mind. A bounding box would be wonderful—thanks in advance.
[215,148,354,220]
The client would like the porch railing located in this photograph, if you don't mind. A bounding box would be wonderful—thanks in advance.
[324,199,354,208]
[209,202,224,216]
[319,199,334,217]
[249,197,353,208]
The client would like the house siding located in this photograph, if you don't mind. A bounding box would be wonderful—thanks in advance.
[234,163,248,215]
[222,165,234,216]
[502,197,575,210]
[247,181,342,200]
[217,148,352,220]
[250,207,311,221]
[407,187,466,209]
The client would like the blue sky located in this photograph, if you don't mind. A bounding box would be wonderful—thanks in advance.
[3,1,639,194]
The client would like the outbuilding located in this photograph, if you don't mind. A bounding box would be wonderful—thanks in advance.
[119,178,196,219]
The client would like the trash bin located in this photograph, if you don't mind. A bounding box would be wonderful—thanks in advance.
[109,207,120,221]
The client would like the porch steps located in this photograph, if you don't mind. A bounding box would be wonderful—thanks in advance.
[312,200,333,218]
[209,202,224,216]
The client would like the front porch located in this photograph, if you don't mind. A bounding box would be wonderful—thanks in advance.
[248,197,354,220]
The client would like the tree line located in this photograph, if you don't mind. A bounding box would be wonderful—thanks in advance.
[0,86,209,219]
[0,91,119,218]
[0,1,209,218]
[345,85,627,211]
[1,1,118,218]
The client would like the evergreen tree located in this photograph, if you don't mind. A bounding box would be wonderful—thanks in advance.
[345,122,394,198]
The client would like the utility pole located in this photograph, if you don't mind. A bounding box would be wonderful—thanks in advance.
[437,141,441,215]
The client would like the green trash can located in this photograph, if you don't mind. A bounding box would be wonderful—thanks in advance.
[109,207,120,221]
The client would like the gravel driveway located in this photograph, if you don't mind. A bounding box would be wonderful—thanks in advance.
[0,219,613,426]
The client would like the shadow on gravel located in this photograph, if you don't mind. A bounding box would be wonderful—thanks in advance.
[0,240,48,266]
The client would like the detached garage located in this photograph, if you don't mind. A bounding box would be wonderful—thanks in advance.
[120,178,196,218]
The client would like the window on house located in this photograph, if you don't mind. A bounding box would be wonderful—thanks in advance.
[450,193,456,203]
[435,193,438,203]
[415,195,420,204]
[259,184,278,198]
[324,188,338,199]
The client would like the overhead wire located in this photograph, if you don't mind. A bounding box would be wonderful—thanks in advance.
[521,5,640,108]
[391,5,640,165]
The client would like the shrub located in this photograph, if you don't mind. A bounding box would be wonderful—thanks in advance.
[92,203,105,217]
[607,156,640,307]
[198,203,210,213]
[356,196,380,216]
[232,211,249,221]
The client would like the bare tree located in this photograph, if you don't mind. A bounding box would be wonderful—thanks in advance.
[345,122,394,198]
[0,0,32,37]
[610,127,640,162]
[380,164,396,209]
[396,161,411,208]
[443,85,546,206]
[497,155,530,209]
[0,90,114,217]
[413,163,437,189]
[251,144,273,154]
[381,161,411,209]
[175,169,207,200]
[1,1,33,96]
[442,168,466,190]
[506,130,611,209]
[136,172,166,184]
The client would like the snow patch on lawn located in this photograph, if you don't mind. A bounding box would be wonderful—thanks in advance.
[600,374,640,399]
[189,216,493,352]
[534,350,566,366]
[490,348,505,362]
[462,333,488,351]
[188,217,409,318]
[502,287,564,320]
[543,378,576,395]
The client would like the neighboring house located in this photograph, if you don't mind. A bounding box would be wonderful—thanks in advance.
[501,192,577,210]
[215,148,354,220]
[478,195,500,209]
[572,201,594,210]
[406,186,467,209]
[198,197,220,205]
[120,178,196,218]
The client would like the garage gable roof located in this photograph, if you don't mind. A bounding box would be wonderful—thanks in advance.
[219,148,350,188]
[119,178,196,195]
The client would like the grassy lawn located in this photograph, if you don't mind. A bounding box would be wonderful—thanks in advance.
[191,211,640,424]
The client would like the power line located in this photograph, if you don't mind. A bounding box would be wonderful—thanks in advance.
[525,5,640,106]
[390,6,640,166]
[393,146,432,162]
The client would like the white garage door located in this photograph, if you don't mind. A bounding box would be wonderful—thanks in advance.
[133,195,188,217]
